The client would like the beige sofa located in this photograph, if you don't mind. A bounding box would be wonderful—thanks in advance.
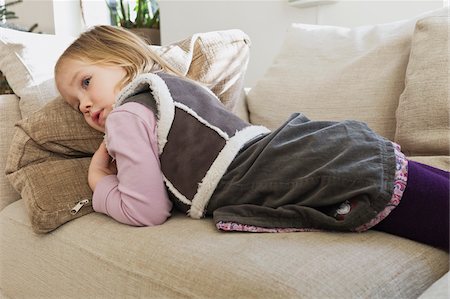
[1,9,449,299]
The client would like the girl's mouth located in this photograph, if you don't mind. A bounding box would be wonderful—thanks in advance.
[91,109,103,126]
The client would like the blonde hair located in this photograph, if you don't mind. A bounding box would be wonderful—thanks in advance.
[55,25,182,90]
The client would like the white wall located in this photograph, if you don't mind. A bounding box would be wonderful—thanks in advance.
[159,0,317,87]
[318,1,444,26]
[159,0,443,87]
[5,0,444,86]
[53,0,110,36]
[52,0,83,36]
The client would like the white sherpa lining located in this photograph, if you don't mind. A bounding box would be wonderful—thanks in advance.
[188,125,270,219]
[116,73,175,153]
[163,176,192,206]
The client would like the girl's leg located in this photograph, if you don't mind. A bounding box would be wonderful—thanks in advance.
[373,160,449,251]
[416,162,449,178]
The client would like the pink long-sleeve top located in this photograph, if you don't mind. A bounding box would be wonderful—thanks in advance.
[92,102,172,226]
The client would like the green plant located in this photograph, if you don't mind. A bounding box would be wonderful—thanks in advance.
[0,0,21,22]
[107,0,159,29]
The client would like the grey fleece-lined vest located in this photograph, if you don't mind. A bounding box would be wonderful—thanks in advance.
[115,72,270,218]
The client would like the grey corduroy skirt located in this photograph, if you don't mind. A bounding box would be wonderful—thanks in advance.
[206,113,397,232]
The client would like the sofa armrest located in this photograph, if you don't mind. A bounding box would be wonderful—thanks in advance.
[0,94,22,211]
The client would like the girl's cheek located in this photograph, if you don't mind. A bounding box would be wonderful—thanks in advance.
[84,114,92,124]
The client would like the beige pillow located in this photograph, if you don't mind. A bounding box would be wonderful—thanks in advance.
[5,98,104,233]
[395,16,450,156]
[0,27,250,117]
[246,9,446,141]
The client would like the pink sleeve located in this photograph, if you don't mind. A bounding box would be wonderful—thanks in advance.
[92,102,172,226]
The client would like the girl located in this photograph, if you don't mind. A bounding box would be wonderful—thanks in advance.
[55,25,449,251]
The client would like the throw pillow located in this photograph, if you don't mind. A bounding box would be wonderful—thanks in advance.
[246,8,446,141]
[0,27,250,117]
[395,16,450,156]
[5,97,104,233]
[0,30,73,117]
[153,29,251,111]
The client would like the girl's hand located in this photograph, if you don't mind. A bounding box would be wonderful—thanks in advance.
[88,142,117,191]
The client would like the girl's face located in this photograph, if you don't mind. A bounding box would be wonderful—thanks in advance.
[56,58,127,132]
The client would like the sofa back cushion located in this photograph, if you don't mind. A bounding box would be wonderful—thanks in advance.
[395,15,450,156]
[246,9,446,141]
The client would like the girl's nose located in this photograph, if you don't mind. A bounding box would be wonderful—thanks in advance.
[79,97,92,113]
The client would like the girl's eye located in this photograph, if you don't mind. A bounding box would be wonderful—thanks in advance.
[82,77,91,88]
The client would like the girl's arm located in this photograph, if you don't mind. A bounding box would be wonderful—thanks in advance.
[91,102,172,226]
[88,142,117,191]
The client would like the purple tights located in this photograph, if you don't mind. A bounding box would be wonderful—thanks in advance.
[373,160,449,251]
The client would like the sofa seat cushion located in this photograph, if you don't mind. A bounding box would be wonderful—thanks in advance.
[1,199,448,299]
